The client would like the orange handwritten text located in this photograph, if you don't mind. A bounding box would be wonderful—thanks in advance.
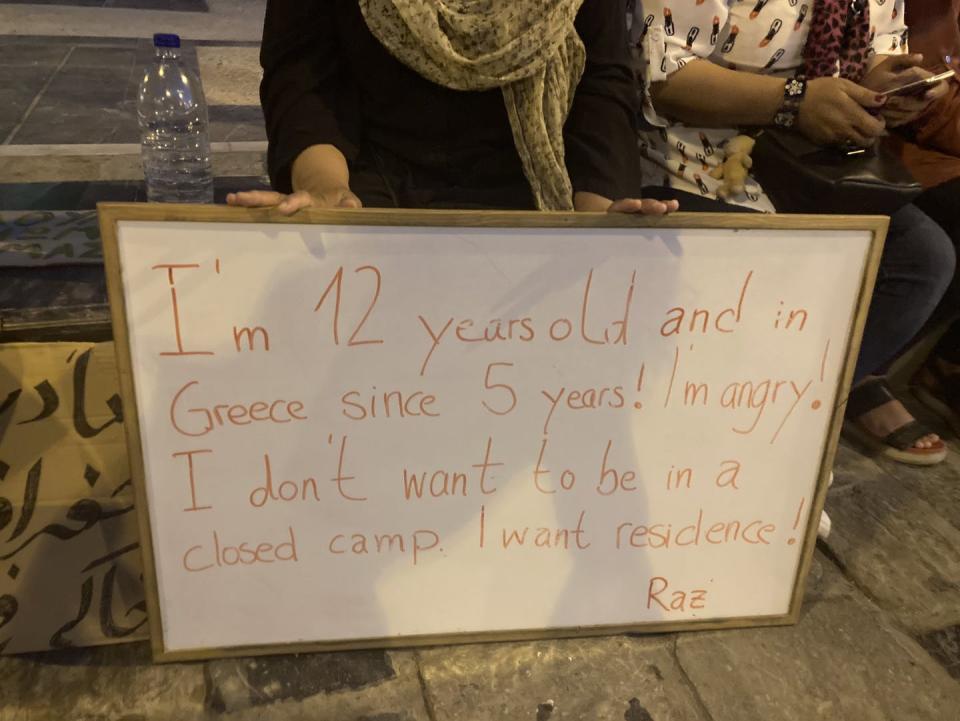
[532,436,578,494]
[182,526,298,572]
[402,437,501,499]
[596,440,640,495]
[497,510,591,550]
[314,265,385,346]
[233,324,270,352]
[660,270,753,336]
[416,315,534,376]
[328,529,440,566]
[152,263,214,356]
[249,453,320,507]
[169,380,307,437]
[540,383,625,435]
[340,387,439,421]
[172,448,213,512]
[616,509,776,549]
[415,268,637,375]
[647,576,709,613]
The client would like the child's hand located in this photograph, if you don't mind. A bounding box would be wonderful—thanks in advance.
[574,191,678,214]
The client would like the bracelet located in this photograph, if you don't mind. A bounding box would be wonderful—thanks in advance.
[773,74,807,128]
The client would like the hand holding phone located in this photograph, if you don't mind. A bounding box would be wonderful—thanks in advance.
[879,69,956,98]
[861,55,956,127]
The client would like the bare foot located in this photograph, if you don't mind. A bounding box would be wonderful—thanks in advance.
[855,397,940,449]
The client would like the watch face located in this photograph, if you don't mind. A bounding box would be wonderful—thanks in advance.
[785,78,805,96]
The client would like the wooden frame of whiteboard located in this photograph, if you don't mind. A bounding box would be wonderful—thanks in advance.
[97,203,887,663]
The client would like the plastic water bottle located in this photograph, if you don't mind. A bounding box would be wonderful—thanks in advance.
[137,33,213,204]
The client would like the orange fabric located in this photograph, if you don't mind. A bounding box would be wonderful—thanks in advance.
[889,0,960,188]
[906,0,960,63]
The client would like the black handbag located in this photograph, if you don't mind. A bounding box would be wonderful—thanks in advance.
[751,127,922,215]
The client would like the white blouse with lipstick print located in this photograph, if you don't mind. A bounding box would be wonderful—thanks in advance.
[629,0,908,210]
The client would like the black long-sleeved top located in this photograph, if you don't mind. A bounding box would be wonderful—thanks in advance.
[260,0,643,204]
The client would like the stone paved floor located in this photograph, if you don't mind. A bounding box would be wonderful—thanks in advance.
[0,34,264,146]
[1,429,958,721]
[0,0,264,43]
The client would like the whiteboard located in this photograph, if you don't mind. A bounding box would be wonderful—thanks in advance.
[100,208,883,661]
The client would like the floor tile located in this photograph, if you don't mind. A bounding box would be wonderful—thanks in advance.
[676,596,960,721]
[0,41,70,66]
[418,636,711,721]
[65,44,137,68]
[822,473,960,633]
[1,0,105,7]
[0,642,208,720]
[0,34,140,48]
[209,104,265,142]
[1,0,209,10]
[0,1,263,43]
[0,43,71,142]
[5,40,212,145]
[915,624,960,680]
[0,177,268,211]
[207,650,396,713]
[0,72,59,143]
[103,0,209,10]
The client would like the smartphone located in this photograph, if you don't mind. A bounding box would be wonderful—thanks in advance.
[879,69,956,97]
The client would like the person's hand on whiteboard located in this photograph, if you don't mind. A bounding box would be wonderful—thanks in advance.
[574,191,679,214]
[227,144,362,214]
[607,197,680,214]
[226,188,363,215]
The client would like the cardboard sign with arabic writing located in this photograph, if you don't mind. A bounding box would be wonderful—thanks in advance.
[0,342,146,654]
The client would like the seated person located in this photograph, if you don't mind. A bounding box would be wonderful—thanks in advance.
[885,0,960,434]
[230,0,682,216]
[634,0,954,464]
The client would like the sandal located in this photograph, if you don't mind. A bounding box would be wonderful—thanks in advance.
[842,378,947,466]
[911,356,960,437]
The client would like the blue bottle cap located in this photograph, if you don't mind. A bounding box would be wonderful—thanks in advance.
[153,33,181,48]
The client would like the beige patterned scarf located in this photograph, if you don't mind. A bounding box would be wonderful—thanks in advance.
[359,0,586,210]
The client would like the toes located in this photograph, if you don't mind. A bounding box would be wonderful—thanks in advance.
[913,433,941,450]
